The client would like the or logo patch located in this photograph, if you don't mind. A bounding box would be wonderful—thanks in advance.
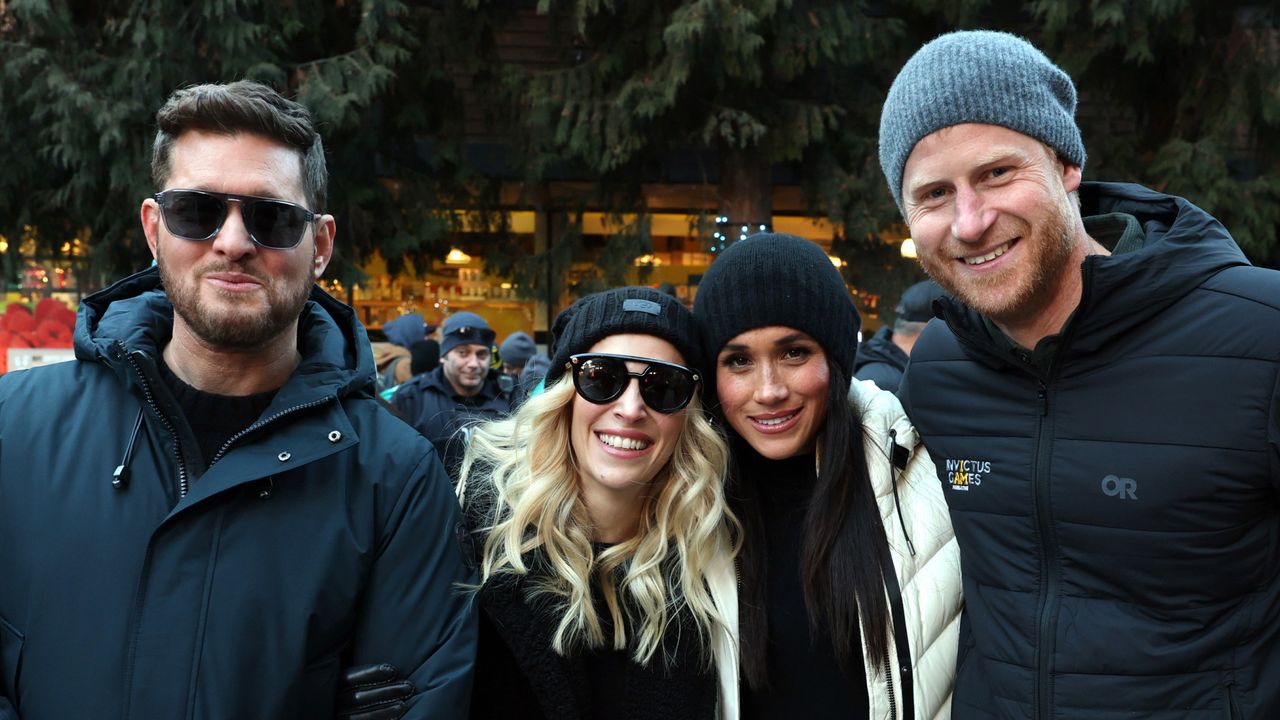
[1101,474,1138,500]
[622,298,662,316]
[945,458,991,492]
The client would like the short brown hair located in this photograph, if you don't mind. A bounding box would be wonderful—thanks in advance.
[151,80,327,211]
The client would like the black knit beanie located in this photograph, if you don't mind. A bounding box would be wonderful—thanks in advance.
[694,233,861,377]
[546,286,703,386]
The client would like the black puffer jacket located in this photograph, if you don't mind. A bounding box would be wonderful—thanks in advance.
[900,182,1280,719]
[0,269,477,720]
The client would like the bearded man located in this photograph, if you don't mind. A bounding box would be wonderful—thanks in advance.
[881,31,1280,718]
[0,81,475,719]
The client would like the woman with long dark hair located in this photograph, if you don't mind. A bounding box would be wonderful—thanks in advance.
[458,286,742,719]
[694,234,962,719]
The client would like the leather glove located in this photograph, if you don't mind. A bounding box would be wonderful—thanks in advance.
[336,663,414,720]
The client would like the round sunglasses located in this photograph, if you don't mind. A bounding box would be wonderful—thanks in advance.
[154,189,319,250]
[568,353,699,414]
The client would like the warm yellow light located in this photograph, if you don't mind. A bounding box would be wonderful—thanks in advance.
[634,254,663,267]
[828,255,845,268]
[0,239,8,253]
[500,282,512,289]
[900,238,917,259]
[444,248,472,265]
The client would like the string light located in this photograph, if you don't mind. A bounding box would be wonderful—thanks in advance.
[709,217,772,254]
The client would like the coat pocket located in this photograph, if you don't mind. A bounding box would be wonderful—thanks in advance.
[0,613,22,701]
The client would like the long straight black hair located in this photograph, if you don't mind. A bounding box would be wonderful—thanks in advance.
[730,357,893,689]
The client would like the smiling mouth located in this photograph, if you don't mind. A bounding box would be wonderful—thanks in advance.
[597,433,652,451]
[748,410,801,433]
[963,239,1017,266]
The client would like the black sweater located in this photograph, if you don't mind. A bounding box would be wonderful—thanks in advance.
[739,451,869,719]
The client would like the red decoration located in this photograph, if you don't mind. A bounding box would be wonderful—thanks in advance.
[0,300,77,373]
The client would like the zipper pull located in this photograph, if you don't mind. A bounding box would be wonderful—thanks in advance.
[1036,384,1047,416]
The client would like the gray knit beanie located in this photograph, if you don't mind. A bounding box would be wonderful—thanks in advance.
[694,233,860,378]
[879,30,1085,213]
[499,331,537,369]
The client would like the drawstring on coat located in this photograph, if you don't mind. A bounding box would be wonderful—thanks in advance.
[112,408,145,490]
[887,428,917,557]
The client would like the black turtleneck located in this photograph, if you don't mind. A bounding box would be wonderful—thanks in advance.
[156,359,277,470]
[740,450,869,720]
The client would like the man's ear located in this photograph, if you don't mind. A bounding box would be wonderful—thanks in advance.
[1061,163,1082,194]
[141,199,162,259]
[312,214,336,279]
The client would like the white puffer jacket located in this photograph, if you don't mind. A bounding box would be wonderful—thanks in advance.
[707,380,963,720]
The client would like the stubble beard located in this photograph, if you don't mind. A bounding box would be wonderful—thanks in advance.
[924,195,1077,329]
[159,245,315,351]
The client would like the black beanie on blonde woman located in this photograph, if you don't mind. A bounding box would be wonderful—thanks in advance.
[693,233,861,376]
[546,286,703,387]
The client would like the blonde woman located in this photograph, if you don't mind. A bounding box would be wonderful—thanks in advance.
[458,287,741,720]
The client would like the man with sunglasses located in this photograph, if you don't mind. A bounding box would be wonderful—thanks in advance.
[393,311,512,478]
[0,81,475,719]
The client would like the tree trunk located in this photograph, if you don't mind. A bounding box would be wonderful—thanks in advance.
[718,148,773,237]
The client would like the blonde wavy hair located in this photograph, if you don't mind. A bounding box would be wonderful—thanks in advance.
[458,372,740,668]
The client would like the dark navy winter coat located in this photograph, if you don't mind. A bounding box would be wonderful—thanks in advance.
[392,366,510,476]
[901,182,1280,718]
[0,269,477,719]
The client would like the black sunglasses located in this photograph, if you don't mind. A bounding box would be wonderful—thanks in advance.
[154,189,319,250]
[568,353,699,414]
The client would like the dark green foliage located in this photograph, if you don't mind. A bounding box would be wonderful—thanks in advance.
[0,0,497,287]
[3,0,1278,307]
[1027,1,1280,259]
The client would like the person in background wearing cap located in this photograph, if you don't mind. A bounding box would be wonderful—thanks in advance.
[456,286,741,719]
[854,279,946,395]
[497,330,537,406]
[393,311,512,476]
[694,233,961,719]
[880,30,1280,718]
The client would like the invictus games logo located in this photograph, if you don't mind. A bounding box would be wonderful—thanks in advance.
[945,458,991,491]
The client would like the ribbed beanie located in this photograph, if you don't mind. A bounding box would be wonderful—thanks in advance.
[546,287,703,386]
[879,30,1085,213]
[499,331,537,369]
[694,233,860,378]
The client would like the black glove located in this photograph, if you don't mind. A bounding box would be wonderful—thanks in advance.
[336,663,414,720]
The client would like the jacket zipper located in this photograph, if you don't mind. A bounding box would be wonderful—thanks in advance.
[1032,379,1059,720]
[123,346,190,498]
[207,397,333,466]
[123,345,335,494]
[883,644,897,719]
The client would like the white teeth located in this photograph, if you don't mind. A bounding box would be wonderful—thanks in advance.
[598,433,651,451]
[964,241,1012,265]
[755,413,795,427]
